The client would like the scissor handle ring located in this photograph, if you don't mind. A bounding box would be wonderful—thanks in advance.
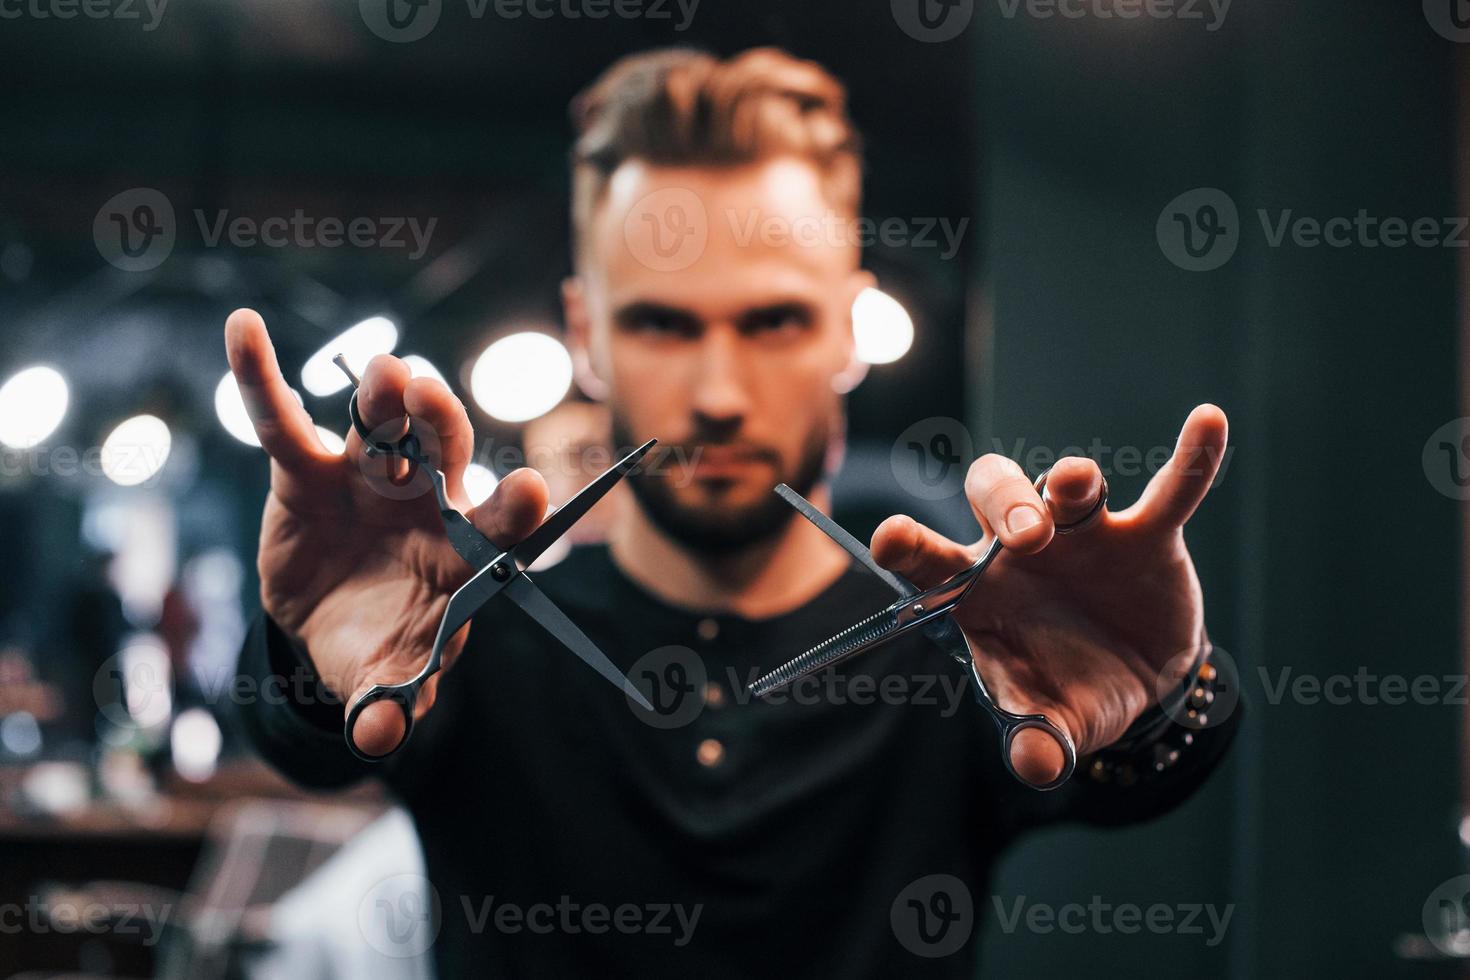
[1033,469,1109,535]
[344,682,417,763]
[999,714,1077,792]
[348,388,423,462]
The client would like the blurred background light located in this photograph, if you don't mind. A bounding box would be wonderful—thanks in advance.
[852,287,914,365]
[0,712,42,758]
[463,462,498,506]
[214,372,260,447]
[117,634,173,732]
[0,365,69,449]
[402,354,447,385]
[100,414,172,487]
[300,316,399,397]
[470,332,573,423]
[170,707,223,783]
[314,426,347,455]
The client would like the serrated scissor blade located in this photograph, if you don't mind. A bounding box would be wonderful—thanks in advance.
[747,605,904,698]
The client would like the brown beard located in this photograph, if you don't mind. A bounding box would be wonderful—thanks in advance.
[610,411,830,556]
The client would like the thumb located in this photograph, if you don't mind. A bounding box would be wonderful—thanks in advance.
[1008,720,1073,788]
[348,695,409,760]
[345,673,443,760]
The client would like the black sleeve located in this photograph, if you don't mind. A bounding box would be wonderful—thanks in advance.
[991,651,1244,842]
[226,611,379,790]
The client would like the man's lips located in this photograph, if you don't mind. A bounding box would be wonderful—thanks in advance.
[678,445,778,478]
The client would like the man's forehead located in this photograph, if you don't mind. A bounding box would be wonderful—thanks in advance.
[586,156,858,302]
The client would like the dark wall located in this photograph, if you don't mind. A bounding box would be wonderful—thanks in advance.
[977,3,1461,977]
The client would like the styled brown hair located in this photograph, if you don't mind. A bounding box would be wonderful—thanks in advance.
[569,47,863,260]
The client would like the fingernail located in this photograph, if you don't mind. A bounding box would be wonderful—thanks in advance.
[1006,505,1042,535]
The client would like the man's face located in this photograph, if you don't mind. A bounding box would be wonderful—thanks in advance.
[566,158,869,552]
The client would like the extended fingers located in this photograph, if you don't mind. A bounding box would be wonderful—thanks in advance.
[1040,455,1107,531]
[870,514,974,589]
[964,454,1052,554]
[1123,404,1229,532]
[224,308,335,477]
[352,354,412,454]
[467,467,550,548]
[402,375,476,501]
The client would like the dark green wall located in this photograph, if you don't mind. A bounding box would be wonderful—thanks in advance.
[976,3,1462,977]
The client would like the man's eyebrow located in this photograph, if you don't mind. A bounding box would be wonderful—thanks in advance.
[740,300,817,317]
[611,301,702,328]
[736,300,818,326]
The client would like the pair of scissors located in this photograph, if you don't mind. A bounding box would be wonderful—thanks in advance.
[746,469,1106,791]
[333,355,655,762]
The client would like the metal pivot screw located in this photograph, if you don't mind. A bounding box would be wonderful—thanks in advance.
[490,562,512,581]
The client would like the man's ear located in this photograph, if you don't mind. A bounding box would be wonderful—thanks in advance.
[831,268,878,393]
[562,275,610,401]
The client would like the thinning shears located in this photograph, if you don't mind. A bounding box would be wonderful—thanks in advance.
[747,470,1106,791]
[334,355,654,761]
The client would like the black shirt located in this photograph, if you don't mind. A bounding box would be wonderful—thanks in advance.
[234,544,1238,978]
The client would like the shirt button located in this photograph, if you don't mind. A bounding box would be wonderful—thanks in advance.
[703,683,725,709]
[696,618,719,643]
[696,738,725,768]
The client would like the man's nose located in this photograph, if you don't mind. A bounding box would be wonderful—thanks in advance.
[689,328,751,429]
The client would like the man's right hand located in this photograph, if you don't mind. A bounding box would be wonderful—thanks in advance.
[225,308,550,757]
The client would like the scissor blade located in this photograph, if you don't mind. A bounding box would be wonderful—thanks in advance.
[431,554,518,656]
[501,574,654,711]
[747,605,905,698]
[513,439,657,569]
[773,484,918,599]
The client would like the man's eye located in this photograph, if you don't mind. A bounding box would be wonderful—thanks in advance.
[742,307,811,335]
[627,312,698,337]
